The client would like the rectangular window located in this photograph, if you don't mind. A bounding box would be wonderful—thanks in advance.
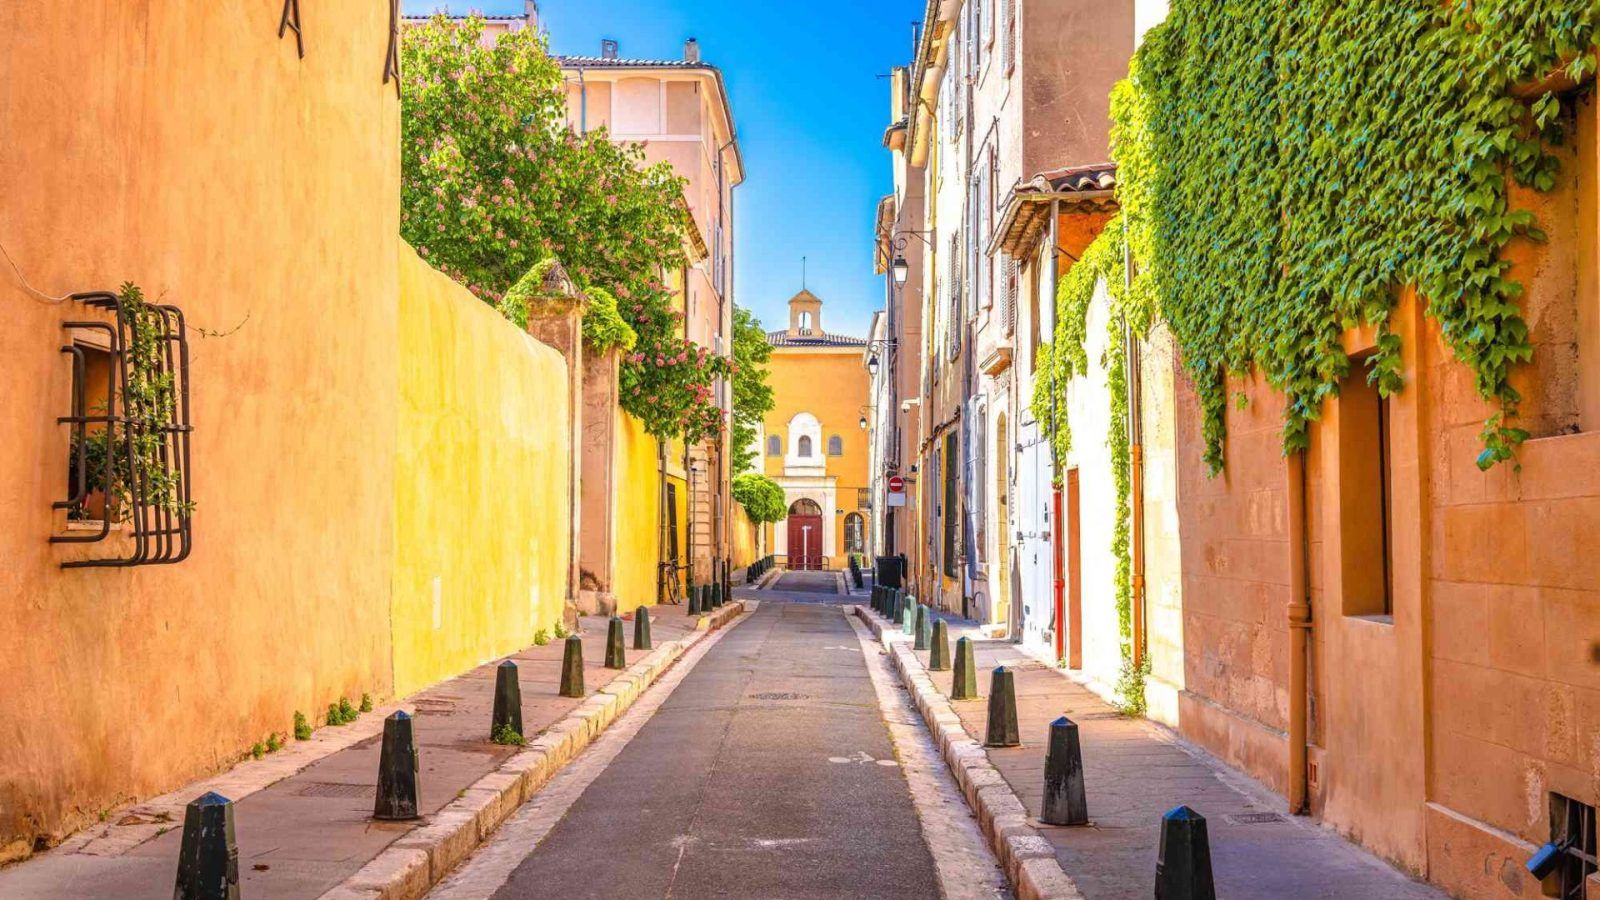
[1338,356,1394,619]
[943,431,960,578]
[1548,793,1597,900]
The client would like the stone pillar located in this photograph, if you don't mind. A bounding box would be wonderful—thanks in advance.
[522,262,587,626]
[577,349,622,614]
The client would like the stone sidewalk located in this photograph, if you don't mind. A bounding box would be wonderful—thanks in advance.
[858,601,1444,900]
[0,603,744,900]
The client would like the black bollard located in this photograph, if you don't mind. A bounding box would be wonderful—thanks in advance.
[1041,716,1088,825]
[952,636,979,700]
[688,584,702,615]
[929,620,951,671]
[559,633,585,697]
[985,666,1021,747]
[174,792,239,900]
[374,711,421,820]
[915,603,932,651]
[711,582,722,609]
[633,606,653,650]
[491,660,523,739]
[1155,805,1216,900]
[605,616,626,669]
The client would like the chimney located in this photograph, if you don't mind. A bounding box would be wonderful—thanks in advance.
[684,38,700,63]
[601,38,619,60]
[524,0,539,30]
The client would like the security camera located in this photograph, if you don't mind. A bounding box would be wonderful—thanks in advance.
[900,398,921,412]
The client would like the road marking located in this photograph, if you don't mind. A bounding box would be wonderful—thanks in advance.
[426,605,757,900]
[847,608,1013,900]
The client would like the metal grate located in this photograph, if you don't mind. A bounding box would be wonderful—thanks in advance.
[295,782,375,799]
[53,291,192,567]
[1553,794,1598,900]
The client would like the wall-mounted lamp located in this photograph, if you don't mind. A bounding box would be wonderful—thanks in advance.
[859,415,868,430]
[891,255,910,286]
[867,354,880,376]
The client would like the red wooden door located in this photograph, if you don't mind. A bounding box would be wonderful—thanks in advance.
[787,514,824,570]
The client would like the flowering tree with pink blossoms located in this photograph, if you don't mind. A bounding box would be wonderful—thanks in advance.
[400,14,727,443]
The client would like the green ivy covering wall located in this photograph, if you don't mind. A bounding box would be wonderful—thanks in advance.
[1113,0,1596,472]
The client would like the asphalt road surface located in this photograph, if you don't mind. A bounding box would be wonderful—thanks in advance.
[473,593,942,899]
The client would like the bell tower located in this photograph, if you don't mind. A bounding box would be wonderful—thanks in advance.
[787,289,823,337]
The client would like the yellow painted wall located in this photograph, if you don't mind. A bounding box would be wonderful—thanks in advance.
[611,411,663,613]
[392,245,571,696]
[763,346,871,568]
[731,503,760,569]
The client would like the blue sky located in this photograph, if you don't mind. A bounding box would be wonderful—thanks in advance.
[403,0,925,338]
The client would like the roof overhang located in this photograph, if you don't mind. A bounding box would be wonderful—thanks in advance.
[990,164,1119,257]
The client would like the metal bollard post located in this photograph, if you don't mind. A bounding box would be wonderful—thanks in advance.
[1155,805,1216,900]
[688,584,702,616]
[952,636,979,700]
[491,660,523,739]
[929,620,951,671]
[633,606,652,650]
[1041,716,1088,825]
[984,666,1021,747]
[915,603,932,651]
[559,633,585,697]
[374,712,421,820]
[173,792,239,900]
[604,616,626,669]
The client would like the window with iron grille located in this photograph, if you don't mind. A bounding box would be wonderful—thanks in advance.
[55,289,193,568]
[857,487,871,509]
[1548,794,1597,900]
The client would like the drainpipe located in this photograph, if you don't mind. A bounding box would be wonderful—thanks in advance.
[575,66,588,134]
[1046,200,1065,664]
[1123,221,1147,669]
[1286,448,1311,815]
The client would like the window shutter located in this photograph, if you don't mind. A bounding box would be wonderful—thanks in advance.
[1003,0,1017,74]
[1004,257,1019,334]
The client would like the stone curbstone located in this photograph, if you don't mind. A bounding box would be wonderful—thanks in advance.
[322,602,750,900]
[851,604,1084,900]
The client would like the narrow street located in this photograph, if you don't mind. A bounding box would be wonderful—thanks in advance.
[429,579,1004,899]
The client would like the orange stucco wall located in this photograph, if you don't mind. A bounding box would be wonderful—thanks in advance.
[0,2,401,858]
[1166,112,1600,896]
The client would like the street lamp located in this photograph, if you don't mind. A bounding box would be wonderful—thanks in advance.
[891,255,909,286]
[859,414,869,430]
[867,353,880,376]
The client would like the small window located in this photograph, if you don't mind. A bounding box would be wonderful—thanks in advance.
[827,435,843,456]
[798,435,813,457]
[844,512,865,554]
[1338,355,1394,619]
[1547,793,1597,900]
[767,435,781,456]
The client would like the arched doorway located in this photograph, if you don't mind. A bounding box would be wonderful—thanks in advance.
[787,498,824,571]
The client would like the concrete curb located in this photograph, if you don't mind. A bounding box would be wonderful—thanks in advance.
[853,605,1085,900]
[753,568,783,590]
[320,601,749,900]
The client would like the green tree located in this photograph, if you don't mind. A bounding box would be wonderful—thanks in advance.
[731,473,786,524]
[400,14,726,443]
[729,307,774,474]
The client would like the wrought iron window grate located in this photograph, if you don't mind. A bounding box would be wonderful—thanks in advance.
[53,290,193,567]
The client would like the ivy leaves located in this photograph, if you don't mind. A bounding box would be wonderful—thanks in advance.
[1115,0,1593,471]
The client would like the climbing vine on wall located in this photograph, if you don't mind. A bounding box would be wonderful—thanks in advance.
[1030,219,1144,711]
[1114,0,1597,473]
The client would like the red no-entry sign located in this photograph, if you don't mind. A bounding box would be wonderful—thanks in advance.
[888,476,905,493]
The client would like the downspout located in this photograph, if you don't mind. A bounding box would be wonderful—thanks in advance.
[658,439,668,604]
[1047,199,1065,664]
[1124,219,1147,669]
[575,66,588,134]
[1286,448,1311,815]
